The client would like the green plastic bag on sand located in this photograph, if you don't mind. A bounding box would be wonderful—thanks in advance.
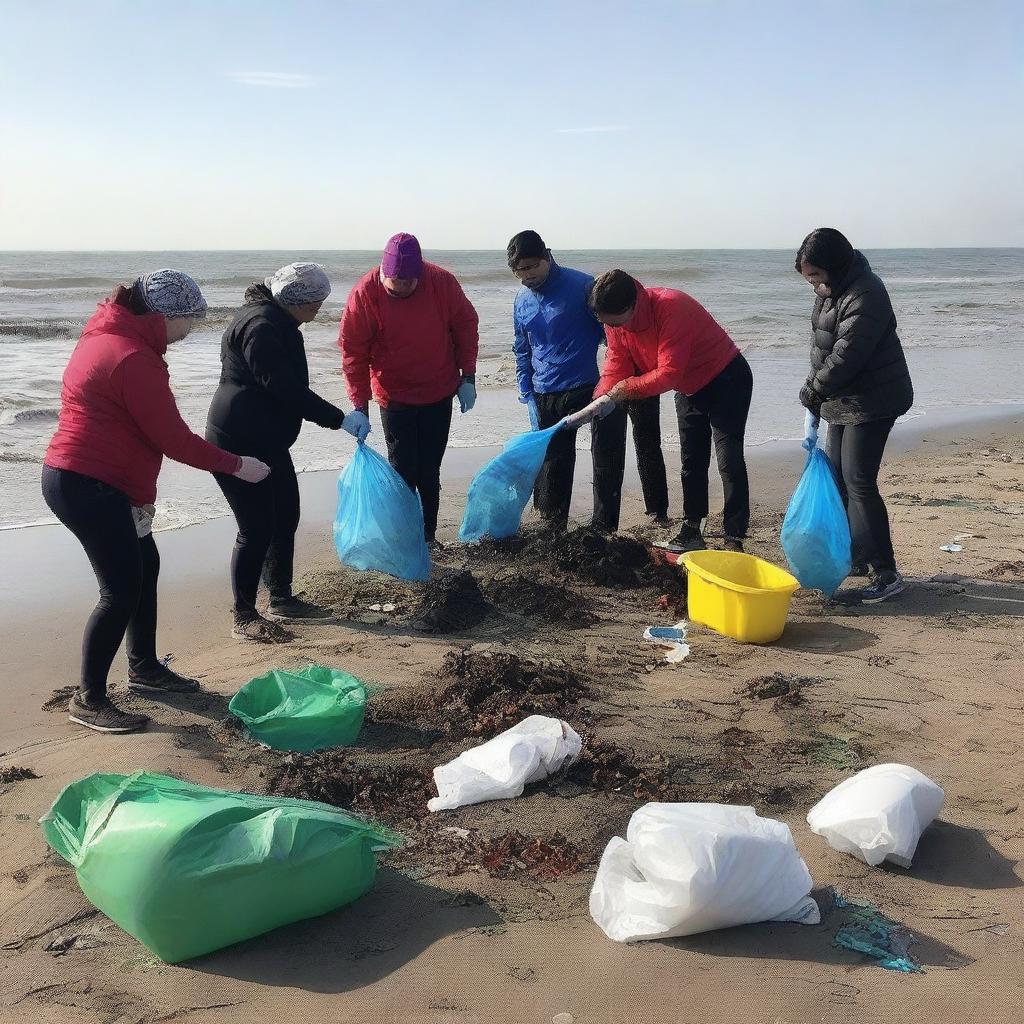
[41,771,402,964]
[228,664,368,752]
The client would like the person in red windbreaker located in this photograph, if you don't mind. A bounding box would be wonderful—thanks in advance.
[590,270,753,553]
[339,233,479,546]
[43,270,271,734]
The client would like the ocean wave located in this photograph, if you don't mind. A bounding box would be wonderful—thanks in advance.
[0,319,83,340]
[0,407,60,426]
[0,450,40,463]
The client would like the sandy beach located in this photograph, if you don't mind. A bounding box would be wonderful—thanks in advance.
[2,411,1022,1024]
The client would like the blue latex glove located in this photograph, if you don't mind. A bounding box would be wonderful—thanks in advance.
[457,379,476,414]
[802,409,820,452]
[342,409,371,443]
[526,395,540,431]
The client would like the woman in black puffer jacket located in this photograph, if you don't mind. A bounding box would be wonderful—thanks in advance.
[796,228,914,605]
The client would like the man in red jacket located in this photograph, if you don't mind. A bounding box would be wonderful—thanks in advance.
[591,270,753,552]
[339,233,479,545]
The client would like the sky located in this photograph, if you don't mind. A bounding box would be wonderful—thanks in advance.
[1,0,1022,250]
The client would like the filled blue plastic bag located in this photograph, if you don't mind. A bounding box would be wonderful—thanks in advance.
[459,424,563,542]
[781,435,852,596]
[334,443,431,582]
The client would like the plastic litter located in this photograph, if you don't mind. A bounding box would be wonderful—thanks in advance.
[334,442,430,582]
[781,442,852,596]
[806,763,945,867]
[940,544,964,553]
[642,622,690,663]
[589,802,820,942]
[459,424,564,543]
[833,894,921,972]
[40,771,401,963]
[952,533,974,543]
[428,715,582,811]
[229,665,369,752]
[802,409,820,451]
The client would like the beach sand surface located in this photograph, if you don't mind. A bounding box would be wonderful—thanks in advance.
[1,415,1022,1024]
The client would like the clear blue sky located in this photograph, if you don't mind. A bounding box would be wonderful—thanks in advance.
[1,0,1021,249]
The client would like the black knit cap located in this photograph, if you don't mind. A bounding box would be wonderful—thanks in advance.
[507,230,548,268]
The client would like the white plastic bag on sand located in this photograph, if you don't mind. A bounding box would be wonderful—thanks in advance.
[428,716,582,812]
[590,803,820,942]
[642,622,690,663]
[806,763,945,867]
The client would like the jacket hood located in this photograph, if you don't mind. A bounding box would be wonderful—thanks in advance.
[243,282,275,306]
[834,251,870,296]
[623,277,653,333]
[84,299,167,355]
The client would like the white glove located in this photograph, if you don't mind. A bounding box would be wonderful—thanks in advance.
[561,395,616,431]
[457,379,476,414]
[233,456,271,483]
[342,410,371,442]
[131,504,156,538]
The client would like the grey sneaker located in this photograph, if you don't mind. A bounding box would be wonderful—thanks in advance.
[860,572,907,605]
[266,596,334,622]
[128,663,200,693]
[232,614,294,644]
[68,694,149,734]
[667,522,707,553]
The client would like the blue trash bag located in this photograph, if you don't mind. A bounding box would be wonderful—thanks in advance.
[459,423,563,542]
[780,444,852,596]
[334,443,431,582]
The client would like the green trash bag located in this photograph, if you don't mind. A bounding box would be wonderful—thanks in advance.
[40,771,402,964]
[228,664,369,752]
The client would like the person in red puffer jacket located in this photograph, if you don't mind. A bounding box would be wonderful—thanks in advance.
[42,270,270,735]
[339,233,479,545]
[591,270,753,553]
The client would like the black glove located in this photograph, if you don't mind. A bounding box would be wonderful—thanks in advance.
[799,382,823,414]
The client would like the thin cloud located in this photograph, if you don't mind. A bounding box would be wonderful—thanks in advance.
[224,71,316,88]
[555,125,629,134]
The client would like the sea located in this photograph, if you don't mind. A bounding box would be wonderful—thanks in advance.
[2,249,1022,532]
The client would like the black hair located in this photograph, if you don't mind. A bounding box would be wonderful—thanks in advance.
[507,230,548,268]
[795,228,855,277]
[589,270,637,315]
[111,279,152,315]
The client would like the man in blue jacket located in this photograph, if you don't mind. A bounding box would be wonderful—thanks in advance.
[509,230,668,532]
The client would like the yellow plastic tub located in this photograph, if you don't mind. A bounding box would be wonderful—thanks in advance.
[681,550,800,644]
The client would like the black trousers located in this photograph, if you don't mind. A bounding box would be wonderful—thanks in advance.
[534,387,668,532]
[381,397,453,541]
[674,353,753,538]
[41,466,160,700]
[214,449,300,618]
[825,417,898,573]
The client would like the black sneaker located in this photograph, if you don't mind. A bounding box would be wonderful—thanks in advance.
[723,536,745,553]
[860,571,907,605]
[232,614,294,643]
[128,663,201,694]
[68,694,149,734]
[849,562,871,578]
[667,523,707,553]
[266,596,334,622]
[645,512,671,529]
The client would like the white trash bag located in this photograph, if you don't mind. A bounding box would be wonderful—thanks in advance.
[590,803,820,942]
[806,763,945,867]
[428,715,582,812]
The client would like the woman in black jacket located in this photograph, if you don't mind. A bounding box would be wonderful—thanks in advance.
[207,263,370,642]
[796,229,914,605]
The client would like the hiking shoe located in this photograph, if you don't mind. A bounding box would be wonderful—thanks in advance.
[266,595,334,622]
[859,571,907,605]
[232,615,294,643]
[68,694,149,734]
[667,522,707,553]
[849,562,871,578]
[128,662,201,694]
[645,511,672,528]
[723,536,745,553]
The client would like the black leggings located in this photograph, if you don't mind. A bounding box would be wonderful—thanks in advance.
[674,353,753,538]
[381,397,453,541]
[534,387,668,531]
[214,449,300,619]
[41,466,160,701]
[825,418,898,573]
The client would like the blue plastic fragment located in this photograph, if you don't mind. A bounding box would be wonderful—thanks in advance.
[833,895,922,973]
